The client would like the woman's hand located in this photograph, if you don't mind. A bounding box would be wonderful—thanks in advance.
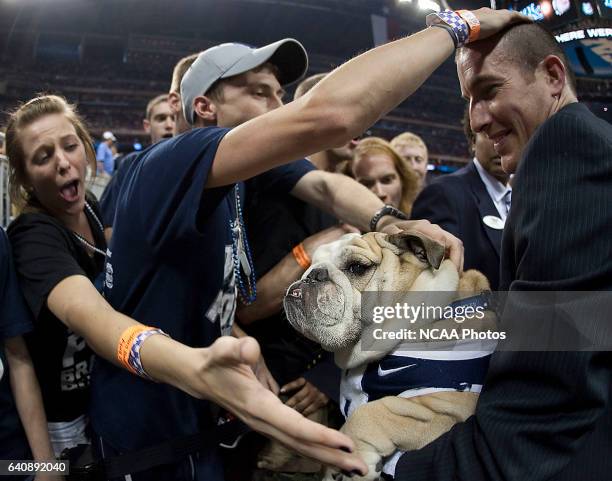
[190,336,367,477]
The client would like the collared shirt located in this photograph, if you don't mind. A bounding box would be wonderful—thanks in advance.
[473,158,512,221]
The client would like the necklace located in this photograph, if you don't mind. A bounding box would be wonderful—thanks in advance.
[230,186,257,305]
[72,201,106,258]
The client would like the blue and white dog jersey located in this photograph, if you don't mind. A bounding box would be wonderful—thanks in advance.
[339,345,494,476]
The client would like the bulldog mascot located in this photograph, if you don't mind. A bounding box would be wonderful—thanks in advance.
[284,232,497,480]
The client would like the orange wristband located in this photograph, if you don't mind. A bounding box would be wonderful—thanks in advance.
[457,10,480,43]
[292,243,311,270]
[117,325,155,373]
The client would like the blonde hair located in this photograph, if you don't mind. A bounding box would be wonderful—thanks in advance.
[390,132,428,160]
[170,53,199,94]
[352,137,420,214]
[5,95,96,210]
[294,72,328,100]
[145,93,169,120]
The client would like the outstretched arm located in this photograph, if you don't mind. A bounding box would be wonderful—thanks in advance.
[47,275,367,475]
[209,8,526,189]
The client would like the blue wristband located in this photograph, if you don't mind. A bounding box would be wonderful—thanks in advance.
[128,328,169,380]
[426,10,469,48]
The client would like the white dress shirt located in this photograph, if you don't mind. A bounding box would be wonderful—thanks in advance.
[473,158,512,222]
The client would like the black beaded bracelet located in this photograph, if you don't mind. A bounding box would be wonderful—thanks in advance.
[369,204,409,232]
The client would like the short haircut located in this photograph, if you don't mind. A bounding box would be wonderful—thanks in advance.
[294,72,328,100]
[170,53,199,94]
[390,132,428,159]
[458,23,577,94]
[145,94,169,120]
[462,103,475,149]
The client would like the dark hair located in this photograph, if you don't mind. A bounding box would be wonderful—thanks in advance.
[505,23,576,93]
[458,23,576,94]
[462,103,475,152]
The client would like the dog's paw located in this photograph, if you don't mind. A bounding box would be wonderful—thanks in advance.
[323,471,357,481]
[322,468,339,481]
[323,461,384,481]
[358,452,384,481]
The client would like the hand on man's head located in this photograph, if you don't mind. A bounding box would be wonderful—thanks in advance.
[469,7,532,42]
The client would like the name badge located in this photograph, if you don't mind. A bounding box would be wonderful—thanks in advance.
[483,215,505,230]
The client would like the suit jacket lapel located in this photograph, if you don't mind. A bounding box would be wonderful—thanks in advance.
[465,162,502,258]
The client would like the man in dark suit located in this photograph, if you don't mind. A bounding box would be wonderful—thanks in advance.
[410,108,510,289]
[395,21,612,481]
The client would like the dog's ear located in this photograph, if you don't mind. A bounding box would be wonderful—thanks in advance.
[387,231,445,269]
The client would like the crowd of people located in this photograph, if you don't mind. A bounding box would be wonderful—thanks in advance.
[0,6,611,481]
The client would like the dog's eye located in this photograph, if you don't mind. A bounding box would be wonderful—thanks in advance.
[346,262,370,276]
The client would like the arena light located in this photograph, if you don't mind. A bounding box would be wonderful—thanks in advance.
[418,0,441,11]
[582,1,594,14]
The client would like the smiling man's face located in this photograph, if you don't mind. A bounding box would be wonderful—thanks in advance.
[457,39,553,174]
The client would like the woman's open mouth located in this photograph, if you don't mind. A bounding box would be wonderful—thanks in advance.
[59,179,80,203]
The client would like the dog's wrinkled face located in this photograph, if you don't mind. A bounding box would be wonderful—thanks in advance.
[284,231,450,356]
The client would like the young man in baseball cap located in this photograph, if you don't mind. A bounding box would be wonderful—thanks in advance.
[88,10,524,480]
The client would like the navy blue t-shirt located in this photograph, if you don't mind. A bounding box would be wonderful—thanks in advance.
[92,127,313,460]
[99,150,144,228]
[0,229,33,469]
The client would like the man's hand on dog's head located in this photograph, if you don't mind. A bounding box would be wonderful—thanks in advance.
[378,218,464,273]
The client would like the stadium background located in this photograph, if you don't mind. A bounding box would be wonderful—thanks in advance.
[0,0,610,174]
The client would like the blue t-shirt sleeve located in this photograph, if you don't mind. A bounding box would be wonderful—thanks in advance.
[0,230,33,340]
[100,152,139,228]
[114,127,230,252]
[248,158,316,195]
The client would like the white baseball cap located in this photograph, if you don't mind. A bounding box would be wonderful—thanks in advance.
[181,39,308,125]
[102,131,117,142]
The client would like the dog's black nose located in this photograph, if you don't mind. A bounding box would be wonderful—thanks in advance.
[307,267,330,282]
